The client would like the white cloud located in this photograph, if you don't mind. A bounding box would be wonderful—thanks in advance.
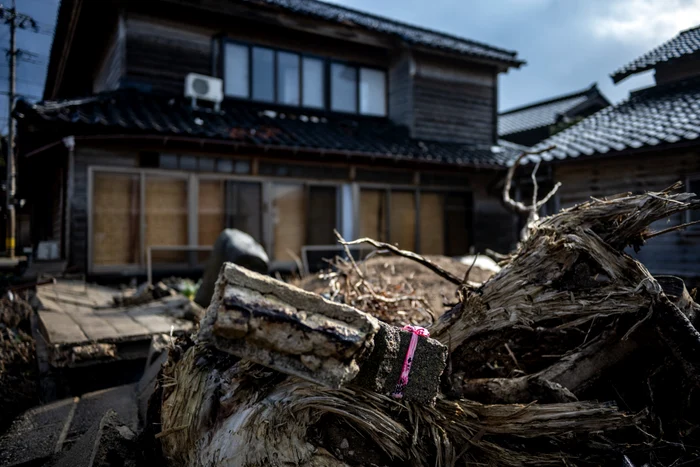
[591,0,700,46]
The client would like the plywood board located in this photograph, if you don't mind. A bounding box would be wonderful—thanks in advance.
[92,173,140,266]
[420,193,444,255]
[198,180,224,247]
[273,184,306,261]
[360,189,386,241]
[390,191,416,251]
[145,176,188,263]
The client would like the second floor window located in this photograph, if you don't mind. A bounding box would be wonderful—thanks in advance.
[223,42,386,116]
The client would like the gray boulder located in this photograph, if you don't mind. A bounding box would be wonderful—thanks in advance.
[194,229,268,307]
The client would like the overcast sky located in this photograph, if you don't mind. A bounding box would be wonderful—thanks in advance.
[326,0,700,111]
[2,0,700,133]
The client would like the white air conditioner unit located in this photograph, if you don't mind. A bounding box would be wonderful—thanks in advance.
[185,73,223,110]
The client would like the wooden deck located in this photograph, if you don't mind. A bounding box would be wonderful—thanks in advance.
[35,281,194,366]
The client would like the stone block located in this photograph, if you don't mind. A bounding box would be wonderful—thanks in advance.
[353,321,447,404]
[195,229,269,308]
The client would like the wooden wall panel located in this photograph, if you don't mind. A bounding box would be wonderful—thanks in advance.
[390,191,416,251]
[419,192,444,255]
[412,76,494,145]
[145,176,188,263]
[273,184,306,261]
[72,148,139,271]
[555,151,700,278]
[360,189,387,242]
[307,186,337,246]
[125,18,212,94]
[389,53,413,129]
[93,17,125,93]
[92,173,140,266]
[199,180,225,247]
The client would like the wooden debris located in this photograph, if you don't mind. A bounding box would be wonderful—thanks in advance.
[154,183,700,466]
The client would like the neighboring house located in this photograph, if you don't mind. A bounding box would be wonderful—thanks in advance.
[498,84,610,147]
[531,25,700,282]
[15,0,524,277]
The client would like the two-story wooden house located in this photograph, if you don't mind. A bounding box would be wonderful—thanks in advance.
[16,0,523,277]
[530,25,700,284]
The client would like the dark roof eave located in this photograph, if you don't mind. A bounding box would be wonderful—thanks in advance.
[409,43,524,70]
[254,0,523,67]
[534,138,700,165]
[500,83,600,116]
[22,132,507,170]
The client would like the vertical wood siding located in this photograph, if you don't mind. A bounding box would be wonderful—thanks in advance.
[389,53,413,129]
[411,55,496,145]
[125,18,212,94]
[93,17,126,93]
[555,151,700,279]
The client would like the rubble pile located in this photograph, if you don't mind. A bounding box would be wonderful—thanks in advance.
[0,294,38,433]
[150,183,700,466]
[113,281,205,324]
[114,282,179,308]
[298,254,496,326]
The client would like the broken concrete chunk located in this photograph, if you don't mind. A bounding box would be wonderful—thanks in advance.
[198,263,380,388]
[352,321,448,404]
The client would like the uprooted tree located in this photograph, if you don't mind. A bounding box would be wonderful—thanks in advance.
[150,182,700,467]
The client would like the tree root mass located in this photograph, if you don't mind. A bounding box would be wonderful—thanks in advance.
[155,183,700,466]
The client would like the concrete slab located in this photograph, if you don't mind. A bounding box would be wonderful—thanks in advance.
[39,310,88,345]
[68,313,122,342]
[0,397,77,467]
[93,310,150,336]
[128,312,192,334]
[35,280,193,367]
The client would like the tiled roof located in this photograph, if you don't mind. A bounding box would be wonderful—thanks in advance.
[241,0,523,67]
[612,25,700,83]
[15,90,517,167]
[529,79,700,162]
[498,84,607,136]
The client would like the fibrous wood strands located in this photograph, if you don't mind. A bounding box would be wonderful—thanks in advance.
[155,182,700,467]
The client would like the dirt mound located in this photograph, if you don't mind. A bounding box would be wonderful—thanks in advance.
[296,254,495,326]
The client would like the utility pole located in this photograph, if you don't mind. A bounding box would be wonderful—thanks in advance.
[2,1,39,259]
[6,0,16,258]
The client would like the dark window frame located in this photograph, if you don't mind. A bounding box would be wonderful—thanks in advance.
[220,38,388,117]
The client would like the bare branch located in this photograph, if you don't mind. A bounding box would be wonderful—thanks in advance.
[502,146,556,216]
[535,182,563,210]
[643,219,700,240]
[531,159,541,208]
[462,254,479,285]
[503,152,530,215]
[336,234,463,286]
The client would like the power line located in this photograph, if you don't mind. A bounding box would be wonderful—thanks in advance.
[0,75,44,86]
[0,90,42,99]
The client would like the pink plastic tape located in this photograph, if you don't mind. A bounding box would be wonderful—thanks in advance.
[391,325,430,399]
